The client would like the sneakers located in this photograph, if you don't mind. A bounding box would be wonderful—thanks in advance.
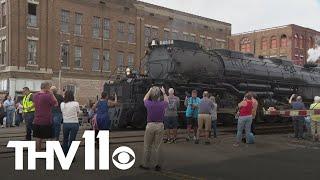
[233,143,240,147]
[169,138,176,144]
[205,141,211,145]
[139,165,150,170]
[155,165,162,172]
[193,136,197,141]
[186,136,191,141]
[163,138,169,143]
[1,125,3,128]
[194,139,199,144]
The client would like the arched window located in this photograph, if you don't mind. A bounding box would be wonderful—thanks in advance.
[270,36,277,49]
[240,37,251,52]
[300,36,304,49]
[294,34,299,48]
[280,34,287,48]
[309,37,314,48]
[261,37,268,50]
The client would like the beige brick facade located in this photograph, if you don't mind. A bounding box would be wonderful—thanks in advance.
[229,24,320,66]
[0,0,231,104]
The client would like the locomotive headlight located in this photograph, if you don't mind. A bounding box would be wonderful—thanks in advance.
[126,68,131,76]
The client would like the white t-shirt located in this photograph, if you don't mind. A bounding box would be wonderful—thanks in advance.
[60,101,80,123]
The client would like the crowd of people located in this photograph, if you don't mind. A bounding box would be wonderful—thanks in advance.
[0,82,117,154]
[289,94,320,141]
[139,87,260,171]
[0,95,24,128]
[2,82,320,171]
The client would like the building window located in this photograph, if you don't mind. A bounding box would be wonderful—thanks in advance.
[74,46,82,68]
[64,84,76,95]
[60,44,69,68]
[261,37,268,50]
[61,44,69,67]
[240,37,251,52]
[74,13,83,36]
[92,48,100,71]
[309,37,314,48]
[300,36,304,49]
[117,52,124,68]
[28,3,37,27]
[172,31,178,40]
[189,35,196,42]
[280,35,287,48]
[92,17,100,39]
[207,39,213,49]
[151,28,159,39]
[128,53,134,67]
[217,41,226,49]
[117,21,125,41]
[103,18,110,39]
[128,23,135,43]
[61,10,70,33]
[144,27,151,46]
[27,40,37,65]
[294,34,299,48]
[103,50,110,71]
[199,36,205,46]
[270,36,277,49]
[0,39,6,65]
[164,30,170,40]
[1,2,6,28]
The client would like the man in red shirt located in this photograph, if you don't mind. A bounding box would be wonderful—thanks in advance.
[33,82,58,151]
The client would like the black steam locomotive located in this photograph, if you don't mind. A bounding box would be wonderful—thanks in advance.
[105,40,320,129]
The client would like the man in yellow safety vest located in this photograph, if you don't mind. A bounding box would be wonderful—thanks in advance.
[22,87,35,140]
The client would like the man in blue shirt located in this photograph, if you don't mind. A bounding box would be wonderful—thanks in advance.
[184,90,201,141]
[289,94,306,139]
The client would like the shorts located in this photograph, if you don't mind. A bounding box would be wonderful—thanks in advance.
[33,124,53,139]
[164,116,178,129]
[198,114,212,131]
[186,116,198,129]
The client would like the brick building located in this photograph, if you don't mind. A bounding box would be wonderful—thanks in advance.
[229,24,320,66]
[0,0,231,104]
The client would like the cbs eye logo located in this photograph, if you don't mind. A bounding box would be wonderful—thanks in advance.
[112,146,136,170]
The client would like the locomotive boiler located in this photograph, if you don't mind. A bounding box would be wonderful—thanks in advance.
[105,40,320,129]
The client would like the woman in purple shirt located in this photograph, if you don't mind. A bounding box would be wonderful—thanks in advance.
[33,82,58,152]
[140,86,168,171]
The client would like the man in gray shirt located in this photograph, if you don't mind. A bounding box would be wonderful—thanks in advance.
[164,88,180,144]
[196,91,214,145]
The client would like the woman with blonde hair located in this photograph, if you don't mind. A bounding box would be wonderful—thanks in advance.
[310,96,320,141]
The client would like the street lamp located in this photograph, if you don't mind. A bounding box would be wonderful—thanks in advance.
[59,39,70,93]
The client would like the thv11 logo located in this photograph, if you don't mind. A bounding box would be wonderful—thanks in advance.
[7,131,135,170]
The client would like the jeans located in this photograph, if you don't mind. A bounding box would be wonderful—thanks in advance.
[15,113,23,126]
[52,112,63,140]
[292,118,304,138]
[212,120,217,138]
[24,112,34,140]
[6,110,14,127]
[236,115,253,143]
[62,123,80,155]
[142,123,164,167]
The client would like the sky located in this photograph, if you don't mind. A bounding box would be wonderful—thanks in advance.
[139,0,320,34]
